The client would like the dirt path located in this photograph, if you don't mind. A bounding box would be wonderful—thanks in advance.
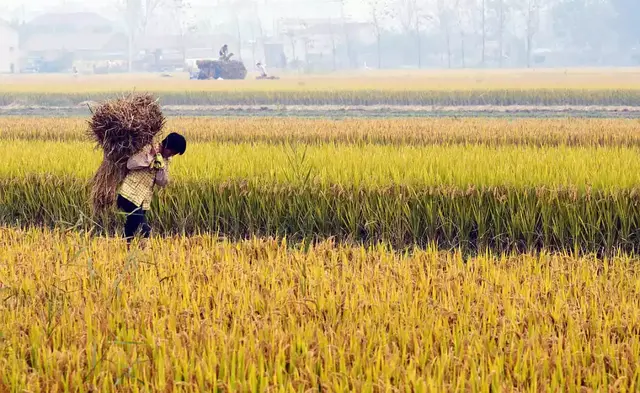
[2,104,640,118]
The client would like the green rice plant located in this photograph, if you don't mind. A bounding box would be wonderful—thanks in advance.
[4,140,640,254]
[4,141,640,190]
[3,175,640,254]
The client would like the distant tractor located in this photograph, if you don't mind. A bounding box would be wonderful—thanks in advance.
[195,59,247,80]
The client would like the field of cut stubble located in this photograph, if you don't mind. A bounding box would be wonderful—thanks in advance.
[1,69,640,391]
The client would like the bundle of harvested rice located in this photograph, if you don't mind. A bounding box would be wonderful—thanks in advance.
[87,92,165,212]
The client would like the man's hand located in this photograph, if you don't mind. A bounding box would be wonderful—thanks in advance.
[151,153,165,170]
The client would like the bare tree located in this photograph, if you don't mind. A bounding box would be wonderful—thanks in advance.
[285,29,297,66]
[140,0,168,34]
[396,0,431,68]
[480,0,486,65]
[120,0,169,37]
[454,0,475,68]
[482,0,513,67]
[124,0,141,72]
[117,0,169,71]
[225,0,259,62]
[496,0,507,66]
[300,21,311,70]
[328,18,339,71]
[454,0,467,67]
[367,0,390,69]
[234,11,242,60]
[169,0,195,65]
[252,1,266,66]
[436,0,454,68]
[339,0,355,68]
[514,0,541,67]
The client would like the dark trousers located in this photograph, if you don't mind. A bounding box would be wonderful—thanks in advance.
[117,195,151,243]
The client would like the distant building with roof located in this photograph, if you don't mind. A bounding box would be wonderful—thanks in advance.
[0,19,19,73]
[21,11,127,68]
[18,11,241,72]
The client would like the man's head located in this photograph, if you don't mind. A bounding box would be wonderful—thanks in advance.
[160,132,187,158]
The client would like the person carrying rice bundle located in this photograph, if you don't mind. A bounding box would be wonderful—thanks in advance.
[117,132,186,245]
[87,93,187,247]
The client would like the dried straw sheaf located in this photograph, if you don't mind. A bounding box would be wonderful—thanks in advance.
[87,93,166,213]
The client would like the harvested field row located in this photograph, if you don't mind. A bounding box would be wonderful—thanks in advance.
[4,88,640,107]
[2,227,638,391]
[3,117,640,147]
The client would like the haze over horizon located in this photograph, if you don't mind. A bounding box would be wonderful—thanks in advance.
[1,0,639,70]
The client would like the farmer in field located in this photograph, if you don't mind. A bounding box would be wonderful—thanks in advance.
[219,44,233,61]
[256,61,268,78]
[116,132,187,245]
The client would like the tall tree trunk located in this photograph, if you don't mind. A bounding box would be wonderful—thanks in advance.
[304,39,310,71]
[250,25,256,66]
[343,28,352,68]
[252,42,257,68]
[235,13,242,61]
[331,33,337,71]
[526,2,535,68]
[417,31,422,68]
[446,27,451,68]
[481,0,486,66]
[461,31,466,68]
[340,1,353,68]
[128,32,134,72]
[526,33,532,68]
[377,34,381,69]
[126,0,140,73]
[255,3,265,66]
[498,0,504,67]
[181,35,187,66]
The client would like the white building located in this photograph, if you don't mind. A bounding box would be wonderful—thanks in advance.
[0,19,19,73]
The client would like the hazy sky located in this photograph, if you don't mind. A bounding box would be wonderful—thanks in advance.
[1,0,370,21]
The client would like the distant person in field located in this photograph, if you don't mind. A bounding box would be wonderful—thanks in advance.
[117,132,187,246]
[256,61,268,78]
[219,44,233,61]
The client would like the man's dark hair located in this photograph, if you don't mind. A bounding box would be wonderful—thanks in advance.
[162,132,187,155]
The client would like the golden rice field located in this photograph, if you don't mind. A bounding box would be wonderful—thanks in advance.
[3,116,640,253]
[3,69,640,106]
[4,68,640,91]
[5,140,640,189]
[3,117,640,147]
[3,89,640,107]
[3,72,640,391]
[1,228,638,392]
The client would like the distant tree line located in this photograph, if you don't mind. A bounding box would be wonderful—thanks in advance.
[115,0,640,70]
[360,0,640,68]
